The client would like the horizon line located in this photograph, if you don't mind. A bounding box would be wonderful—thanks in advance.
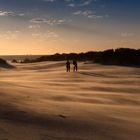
[0,47,140,56]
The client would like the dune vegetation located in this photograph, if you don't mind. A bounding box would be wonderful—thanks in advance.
[20,48,140,67]
[0,58,14,69]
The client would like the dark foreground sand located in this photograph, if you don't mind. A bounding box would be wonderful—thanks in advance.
[0,61,140,140]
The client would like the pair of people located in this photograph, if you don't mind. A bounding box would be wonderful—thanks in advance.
[66,60,78,72]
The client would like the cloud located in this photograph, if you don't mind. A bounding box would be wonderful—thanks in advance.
[18,13,25,16]
[30,18,66,25]
[81,10,93,16]
[44,31,59,38]
[0,31,20,40]
[42,0,55,2]
[0,10,24,17]
[80,0,93,6]
[64,0,75,2]
[121,32,135,37]
[73,10,93,17]
[67,3,75,7]
[67,0,97,7]
[88,15,103,19]
[46,19,66,26]
[0,11,15,16]
[30,18,47,23]
[32,31,59,42]
[28,25,41,29]
[73,10,104,19]
[73,10,82,15]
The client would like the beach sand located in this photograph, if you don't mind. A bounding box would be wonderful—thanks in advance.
[0,61,140,140]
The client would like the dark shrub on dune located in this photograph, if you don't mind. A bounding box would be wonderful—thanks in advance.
[114,48,140,66]
[93,49,115,64]
[0,58,7,64]
[20,48,140,67]
[11,59,18,63]
[93,48,140,66]
[0,58,14,68]
[21,58,31,63]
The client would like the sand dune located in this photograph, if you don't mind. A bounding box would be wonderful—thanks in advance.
[0,61,140,140]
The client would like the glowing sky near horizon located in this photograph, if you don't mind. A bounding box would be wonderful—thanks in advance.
[0,0,140,55]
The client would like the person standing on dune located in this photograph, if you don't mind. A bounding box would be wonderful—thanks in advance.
[66,60,71,72]
[73,60,78,72]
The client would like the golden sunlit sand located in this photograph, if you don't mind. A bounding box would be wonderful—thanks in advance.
[0,61,140,140]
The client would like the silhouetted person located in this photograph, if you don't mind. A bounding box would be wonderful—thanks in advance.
[73,60,78,72]
[66,60,70,72]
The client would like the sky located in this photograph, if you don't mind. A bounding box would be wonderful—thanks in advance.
[0,0,140,55]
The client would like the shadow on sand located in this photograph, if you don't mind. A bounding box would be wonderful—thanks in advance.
[0,63,15,69]
[78,72,117,78]
[0,103,94,135]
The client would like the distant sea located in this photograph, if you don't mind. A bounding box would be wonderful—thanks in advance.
[0,55,44,61]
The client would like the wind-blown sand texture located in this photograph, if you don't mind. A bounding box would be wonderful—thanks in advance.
[0,61,140,140]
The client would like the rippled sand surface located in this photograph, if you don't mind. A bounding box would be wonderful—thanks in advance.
[0,61,140,140]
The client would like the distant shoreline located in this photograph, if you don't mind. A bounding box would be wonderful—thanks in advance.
[0,55,43,61]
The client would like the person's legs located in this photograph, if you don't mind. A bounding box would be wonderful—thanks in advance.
[68,66,70,72]
[66,67,68,72]
[73,66,75,72]
[76,66,78,72]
